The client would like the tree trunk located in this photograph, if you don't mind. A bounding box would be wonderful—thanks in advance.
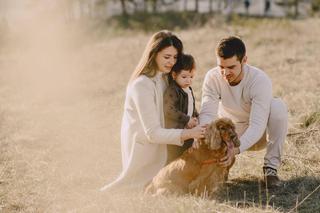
[294,0,299,18]
[217,0,223,12]
[120,0,127,15]
[152,0,158,13]
[195,0,199,12]
[143,0,148,12]
[184,0,188,11]
[209,0,213,13]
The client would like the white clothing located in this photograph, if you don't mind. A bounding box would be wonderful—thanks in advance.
[182,87,194,117]
[245,98,288,169]
[263,98,287,169]
[101,73,183,191]
[199,64,288,169]
[200,64,273,152]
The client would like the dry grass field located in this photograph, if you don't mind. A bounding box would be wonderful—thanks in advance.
[0,12,320,212]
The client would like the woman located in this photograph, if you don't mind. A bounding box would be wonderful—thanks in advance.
[101,30,205,191]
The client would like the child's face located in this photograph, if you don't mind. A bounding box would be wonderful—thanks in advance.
[173,69,195,89]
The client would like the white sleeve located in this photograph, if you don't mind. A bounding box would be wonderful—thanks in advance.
[131,80,183,146]
[239,77,273,152]
[199,72,220,125]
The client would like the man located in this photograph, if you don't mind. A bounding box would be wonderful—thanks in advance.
[199,36,288,187]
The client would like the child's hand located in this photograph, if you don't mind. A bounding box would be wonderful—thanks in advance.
[186,117,198,129]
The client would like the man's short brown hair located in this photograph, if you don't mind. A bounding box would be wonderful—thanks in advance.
[216,36,246,62]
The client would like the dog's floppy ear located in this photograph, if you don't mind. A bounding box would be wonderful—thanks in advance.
[206,121,222,150]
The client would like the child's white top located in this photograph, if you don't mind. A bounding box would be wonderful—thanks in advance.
[182,87,194,117]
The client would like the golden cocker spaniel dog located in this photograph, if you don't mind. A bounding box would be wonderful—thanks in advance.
[144,118,240,196]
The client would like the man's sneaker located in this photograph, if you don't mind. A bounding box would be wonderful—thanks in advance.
[263,167,281,188]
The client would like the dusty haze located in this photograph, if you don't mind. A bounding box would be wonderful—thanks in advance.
[1,1,129,211]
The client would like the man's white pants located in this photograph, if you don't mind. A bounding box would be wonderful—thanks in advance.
[238,98,288,170]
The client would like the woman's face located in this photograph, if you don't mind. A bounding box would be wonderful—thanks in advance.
[155,46,178,73]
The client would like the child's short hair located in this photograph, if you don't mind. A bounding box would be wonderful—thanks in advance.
[169,54,195,84]
[172,54,195,74]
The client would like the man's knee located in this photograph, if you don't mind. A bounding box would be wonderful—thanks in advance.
[270,98,288,123]
[248,131,267,151]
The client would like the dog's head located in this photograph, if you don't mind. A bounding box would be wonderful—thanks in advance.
[204,118,240,150]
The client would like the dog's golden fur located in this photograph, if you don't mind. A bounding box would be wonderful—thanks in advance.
[144,118,240,196]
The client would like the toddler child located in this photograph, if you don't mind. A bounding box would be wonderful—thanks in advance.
[164,54,199,164]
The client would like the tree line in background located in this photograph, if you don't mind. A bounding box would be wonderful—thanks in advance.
[115,0,320,15]
[117,0,215,15]
[57,0,320,20]
[0,0,319,21]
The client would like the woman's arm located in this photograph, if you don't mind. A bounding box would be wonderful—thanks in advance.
[130,78,182,145]
[180,125,205,141]
[131,77,205,145]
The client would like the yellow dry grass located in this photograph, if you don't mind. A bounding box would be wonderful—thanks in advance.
[0,12,319,213]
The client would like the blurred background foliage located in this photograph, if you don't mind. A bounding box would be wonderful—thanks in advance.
[1,0,319,32]
[98,0,319,31]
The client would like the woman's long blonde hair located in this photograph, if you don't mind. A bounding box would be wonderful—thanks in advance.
[129,30,183,82]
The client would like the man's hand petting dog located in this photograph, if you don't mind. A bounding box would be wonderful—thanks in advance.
[219,145,235,167]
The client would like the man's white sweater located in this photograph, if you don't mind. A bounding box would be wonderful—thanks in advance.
[199,64,273,153]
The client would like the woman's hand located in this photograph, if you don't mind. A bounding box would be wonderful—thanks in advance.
[181,125,206,141]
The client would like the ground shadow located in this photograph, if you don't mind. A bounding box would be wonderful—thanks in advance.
[215,176,320,212]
